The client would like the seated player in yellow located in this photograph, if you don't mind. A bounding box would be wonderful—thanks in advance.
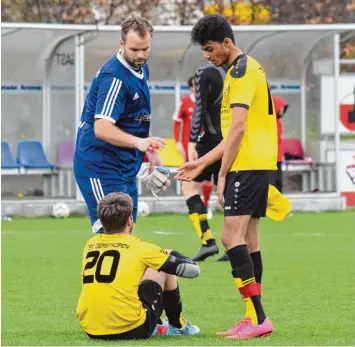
[77,192,201,340]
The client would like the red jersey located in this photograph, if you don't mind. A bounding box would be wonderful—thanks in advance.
[272,96,289,162]
[173,94,195,152]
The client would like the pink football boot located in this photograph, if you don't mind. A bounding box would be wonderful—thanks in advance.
[216,318,251,336]
[225,317,273,339]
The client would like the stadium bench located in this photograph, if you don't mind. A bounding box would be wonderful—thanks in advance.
[16,140,58,196]
[1,141,20,175]
[283,138,317,192]
[17,140,58,170]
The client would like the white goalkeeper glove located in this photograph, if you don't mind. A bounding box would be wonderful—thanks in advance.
[139,166,171,200]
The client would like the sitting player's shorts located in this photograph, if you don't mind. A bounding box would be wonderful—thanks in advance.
[194,142,222,185]
[224,170,271,218]
[75,175,138,232]
[87,280,164,340]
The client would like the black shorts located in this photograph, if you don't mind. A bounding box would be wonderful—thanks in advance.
[224,170,271,218]
[87,280,163,341]
[193,142,222,185]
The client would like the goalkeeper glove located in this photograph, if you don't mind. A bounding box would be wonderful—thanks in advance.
[139,166,171,200]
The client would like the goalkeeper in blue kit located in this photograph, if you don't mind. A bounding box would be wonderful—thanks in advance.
[74,16,170,232]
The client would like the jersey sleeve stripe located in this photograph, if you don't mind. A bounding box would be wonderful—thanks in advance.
[90,178,101,203]
[95,179,105,200]
[102,78,120,116]
[94,114,116,123]
[101,78,118,116]
[230,103,249,110]
[93,178,105,200]
[107,80,122,117]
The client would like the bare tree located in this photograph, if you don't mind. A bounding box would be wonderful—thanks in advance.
[153,0,203,25]
[99,0,158,25]
[260,0,355,72]
[262,0,355,24]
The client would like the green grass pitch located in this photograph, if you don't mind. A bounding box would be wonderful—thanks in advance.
[2,211,355,346]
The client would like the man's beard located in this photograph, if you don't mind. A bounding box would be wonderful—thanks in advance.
[123,51,147,69]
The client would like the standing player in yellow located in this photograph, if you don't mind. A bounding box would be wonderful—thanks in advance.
[77,192,200,340]
[177,14,277,339]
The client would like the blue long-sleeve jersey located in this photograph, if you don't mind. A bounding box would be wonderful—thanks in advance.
[74,53,151,182]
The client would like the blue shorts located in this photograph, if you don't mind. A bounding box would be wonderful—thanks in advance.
[75,175,138,233]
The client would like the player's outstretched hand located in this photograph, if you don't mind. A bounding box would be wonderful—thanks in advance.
[136,137,166,153]
[175,161,205,182]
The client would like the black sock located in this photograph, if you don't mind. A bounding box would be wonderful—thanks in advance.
[250,251,262,299]
[227,245,266,324]
[186,194,215,245]
[205,239,216,246]
[250,251,263,284]
[163,286,184,328]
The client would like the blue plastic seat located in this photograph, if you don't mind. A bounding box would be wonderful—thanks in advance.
[1,141,20,169]
[16,140,57,169]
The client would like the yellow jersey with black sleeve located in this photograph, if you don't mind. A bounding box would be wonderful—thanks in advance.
[221,54,277,171]
[76,233,169,336]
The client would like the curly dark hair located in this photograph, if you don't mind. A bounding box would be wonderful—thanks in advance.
[191,15,235,46]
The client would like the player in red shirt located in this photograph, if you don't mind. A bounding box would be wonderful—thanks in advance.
[272,96,289,192]
[173,76,195,162]
[173,77,214,219]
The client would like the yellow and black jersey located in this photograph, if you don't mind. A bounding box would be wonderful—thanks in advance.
[76,233,169,336]
[221,54,277,171]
